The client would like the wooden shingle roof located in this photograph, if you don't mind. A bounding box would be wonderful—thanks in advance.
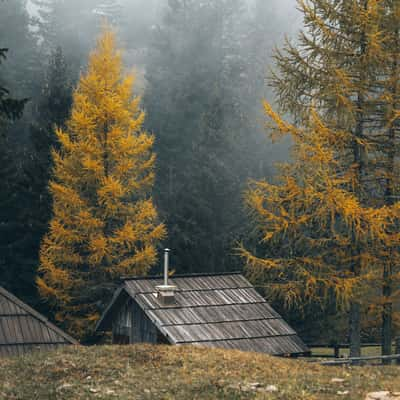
[96,273,308,355]
[0,286,79,357]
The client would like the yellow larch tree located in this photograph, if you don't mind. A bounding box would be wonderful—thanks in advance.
[365,0,400,360]
[242,104,400,354]
[242,0,400,358]
[37,27,166,339]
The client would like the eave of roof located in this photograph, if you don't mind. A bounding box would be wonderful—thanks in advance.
[0,286,79,345]
[95,273,308,355]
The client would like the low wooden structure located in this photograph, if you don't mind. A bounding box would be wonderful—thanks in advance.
[96,272,308,355]
[308,342,382,358]
[0,286,78,357]
[321,354,400,366]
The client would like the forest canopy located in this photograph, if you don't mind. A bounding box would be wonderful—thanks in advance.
[2,0,399,356]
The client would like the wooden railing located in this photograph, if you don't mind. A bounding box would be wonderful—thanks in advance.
[307,343,381,359]
[306,337,400,365]
[321,354,400,366]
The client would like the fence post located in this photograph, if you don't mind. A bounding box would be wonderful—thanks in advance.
[334,345,340,359]
[396,337,400,365]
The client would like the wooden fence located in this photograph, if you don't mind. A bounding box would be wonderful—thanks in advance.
[307,343,381,358]
[320,354,400,366]
[307,337,400,365]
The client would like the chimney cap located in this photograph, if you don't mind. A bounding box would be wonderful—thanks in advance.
[155,283,177,306]
[155,284,177,291]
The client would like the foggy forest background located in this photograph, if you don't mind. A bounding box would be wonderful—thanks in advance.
[1,0,327,340]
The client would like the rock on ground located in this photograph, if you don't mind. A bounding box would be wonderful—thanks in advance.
[365,392,400,400]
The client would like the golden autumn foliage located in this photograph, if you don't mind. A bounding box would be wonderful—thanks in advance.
[242,0,400,356]
[242,105,400,306]
[37,27,166,338]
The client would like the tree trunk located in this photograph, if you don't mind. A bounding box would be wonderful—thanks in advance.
[348,0,368,360]
[349,302,361,358]
[382,266,393,364]
[381,23,399,364]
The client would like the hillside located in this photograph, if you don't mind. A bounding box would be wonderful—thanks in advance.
[0,345,400,399]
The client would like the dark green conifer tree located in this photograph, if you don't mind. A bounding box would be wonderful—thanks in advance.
[28,46,72,252]
[32,0,121,79]
[0,0,30,299]
[145,0,259,273]
[0,0,39,140]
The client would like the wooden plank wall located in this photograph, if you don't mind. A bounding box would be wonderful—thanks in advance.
[131,300,157,344]
[111,299,158,345]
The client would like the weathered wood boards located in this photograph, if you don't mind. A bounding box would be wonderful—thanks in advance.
[0,286,78,357]
[96,273,309,356]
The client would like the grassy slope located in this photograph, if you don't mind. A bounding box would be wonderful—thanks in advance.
[0,345,399,400]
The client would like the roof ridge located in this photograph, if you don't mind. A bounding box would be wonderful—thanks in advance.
[121,271,243,281]
[0,286,79,345]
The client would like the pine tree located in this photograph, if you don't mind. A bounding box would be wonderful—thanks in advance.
[0,0,33,121]
[32,0,99,79]
[241,0,400,357]
[0,103,34,304]
[37,28,165,339]
[32,0,121,78]
[0,49,27,121]
[12,47,73,309]
[31,46,72,155]
[144,0,255,273]
[0,0,32,302]
[0,137,27,289]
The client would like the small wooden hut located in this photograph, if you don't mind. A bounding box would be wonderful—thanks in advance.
[96,272,308,356]
[0,286,78,357]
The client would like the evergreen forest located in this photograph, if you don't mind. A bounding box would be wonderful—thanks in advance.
[1,0,399,360]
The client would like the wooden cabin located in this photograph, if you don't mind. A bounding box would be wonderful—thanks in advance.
[96,272,308,356]
[0,286,78,357]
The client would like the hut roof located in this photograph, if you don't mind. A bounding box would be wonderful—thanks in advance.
[96,273,308,355]
[0,286,79,357]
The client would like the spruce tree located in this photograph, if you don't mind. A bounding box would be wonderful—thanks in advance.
[0,49,27,121]
[0,31,31,304]
[37,28,165,338]
[0,141,44,305]
[0,0,32,121]
[31,46,72,156]
[0,0,31,301]
[18,47,73,308]
[144,0,254,273]
[32,0,121,78]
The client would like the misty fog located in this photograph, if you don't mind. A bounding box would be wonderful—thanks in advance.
[21,0,301,163]
[3,0,400,368]
[1,0,303,299]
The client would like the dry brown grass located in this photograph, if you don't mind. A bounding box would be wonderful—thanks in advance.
[0,344,399,399]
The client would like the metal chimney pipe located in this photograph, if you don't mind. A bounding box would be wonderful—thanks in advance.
[164,248,170,286]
